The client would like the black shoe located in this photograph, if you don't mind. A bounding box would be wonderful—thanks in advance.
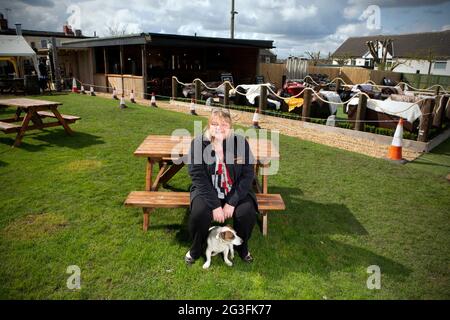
[185,251,195,266]
[241,252,254,263]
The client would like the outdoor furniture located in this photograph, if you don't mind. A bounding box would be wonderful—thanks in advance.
[124,135,285,236]
[0,98,80,147]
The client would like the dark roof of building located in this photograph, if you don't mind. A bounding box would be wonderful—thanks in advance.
[61,32,274,49]
[0,28,90,39]
[332,30,450,59]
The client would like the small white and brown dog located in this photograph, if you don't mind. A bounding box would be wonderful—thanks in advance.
[203,225,243,269]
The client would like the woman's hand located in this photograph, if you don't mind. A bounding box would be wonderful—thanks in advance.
[223,203,235,219]
[212,207,225,223]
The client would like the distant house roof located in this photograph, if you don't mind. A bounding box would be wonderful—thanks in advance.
[61,32,274,49]
[332,30,450,60]
[0,28,89,39]
[260,49,276,56]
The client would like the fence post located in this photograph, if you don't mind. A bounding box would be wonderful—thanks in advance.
[259,84,267,112]
[335,79,341,93]
[417,98,434,142]
[171,77,177,100]
[434,86,440,96]
[355,94,367,131]
[224,82,230,107]
[301,89,312,122]
[195,79,201,103]
[432,95,447,128]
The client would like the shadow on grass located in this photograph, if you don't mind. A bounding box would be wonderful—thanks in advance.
[150,208,191,246]
[0,159,8,167]
[270,186,368,236]
[410,159,450,168]
[254,235,411,280]
[0,129,104,150]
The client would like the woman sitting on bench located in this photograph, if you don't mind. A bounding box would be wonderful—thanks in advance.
[185,108,258,265]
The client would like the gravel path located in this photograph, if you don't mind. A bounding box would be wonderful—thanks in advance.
[95,92,422,161]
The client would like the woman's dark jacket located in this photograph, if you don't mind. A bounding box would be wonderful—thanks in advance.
[188,133,258,212]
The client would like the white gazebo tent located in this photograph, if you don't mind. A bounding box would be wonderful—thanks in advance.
[0,35,41,77]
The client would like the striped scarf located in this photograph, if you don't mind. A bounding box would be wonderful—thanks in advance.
[212,155,233,199]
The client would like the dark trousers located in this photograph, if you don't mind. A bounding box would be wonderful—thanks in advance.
[188,195,257,260]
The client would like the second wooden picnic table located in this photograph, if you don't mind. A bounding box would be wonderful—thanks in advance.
[0,98,80,147]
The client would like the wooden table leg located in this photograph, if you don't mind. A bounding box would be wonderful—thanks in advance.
[14,107,22,121]
[261,211,268,236]
[145,158,154,191]
[143,158,155,231]
[260,163,269,236]
[12,110,33,147]
[30,110,44,129]
[143,208,154,231]
[152,161,168,191]
[159,163,185,186]
[50,106,73,135]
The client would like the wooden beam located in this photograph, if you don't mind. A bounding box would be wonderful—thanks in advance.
[301,89,312,122]
[172,77,177,100]
[417,98,434,142]
[224,82,230,107]
[194,79,201,103]
[259,85,267,111]
[103,47,109,93]
[120,45,124,95]
[355,94,367,131]
[142,44,147,99]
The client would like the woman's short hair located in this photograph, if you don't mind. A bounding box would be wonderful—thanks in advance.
[204,108,232,141]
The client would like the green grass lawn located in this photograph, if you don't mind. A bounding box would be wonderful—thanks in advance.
[0,93,449,299]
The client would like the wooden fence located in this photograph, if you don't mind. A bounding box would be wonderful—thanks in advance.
[402,73,450,90]
[260,64,403,87]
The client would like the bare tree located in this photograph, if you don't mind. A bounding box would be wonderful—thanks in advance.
[305,51,321,66]
[366,39,392,71]
[333,52,352,66]
[106,22,129,36]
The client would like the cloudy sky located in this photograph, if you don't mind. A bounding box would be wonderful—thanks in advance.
[1,0,449,58]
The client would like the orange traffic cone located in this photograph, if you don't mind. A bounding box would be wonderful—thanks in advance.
[388,118,406,163]
[119,95,127,109]
[130,90,136,103]
[190,97,197,115]
[252,108,261,129]
[89,86,95,96]
[72,78,78,93]
[112,88,118,100]
[150,92,157,107]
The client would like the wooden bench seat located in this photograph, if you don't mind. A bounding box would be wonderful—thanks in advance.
[125,191,285,236]
[36,111,81,121]
[0,121,21,133]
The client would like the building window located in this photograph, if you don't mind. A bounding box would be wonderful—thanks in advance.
[265,56,271,63]
[434,61,447,70]
[40,39,47,49]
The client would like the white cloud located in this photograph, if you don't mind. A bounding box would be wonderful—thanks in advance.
[280,4,318,21]
[1,0,447,58]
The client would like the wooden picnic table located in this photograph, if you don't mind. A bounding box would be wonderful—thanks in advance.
[126,134,283,235]
[0,98,80,147]
[134,134,280,193]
